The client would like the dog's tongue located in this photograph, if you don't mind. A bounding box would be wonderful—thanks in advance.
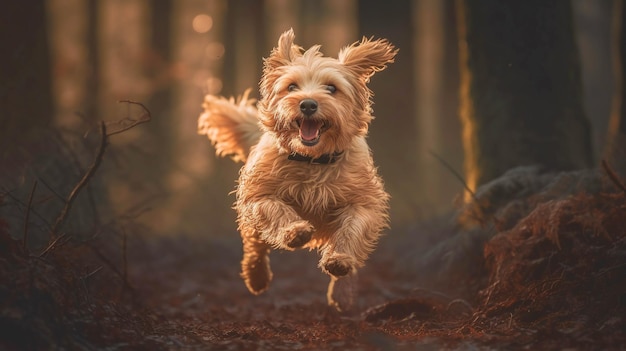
[299,119,322,141]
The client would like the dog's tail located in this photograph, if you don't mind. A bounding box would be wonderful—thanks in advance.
[198,89,262,163]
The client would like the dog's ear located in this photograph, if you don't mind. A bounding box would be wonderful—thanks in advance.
[264,28,302,70]
[339,37,397,81]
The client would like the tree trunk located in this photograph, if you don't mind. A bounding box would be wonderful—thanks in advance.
[147,0,174,167]
[456,0,593,194]
[85,0,100,121]
[0,1,53,153]
[223,0,265,96]
[413,0,456,216]
[606,0,626,172]
[357,0,421,225]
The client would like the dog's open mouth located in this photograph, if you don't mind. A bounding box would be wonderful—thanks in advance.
[296,118,326,146]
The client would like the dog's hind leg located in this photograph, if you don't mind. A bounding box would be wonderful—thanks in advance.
[240,228,273,294]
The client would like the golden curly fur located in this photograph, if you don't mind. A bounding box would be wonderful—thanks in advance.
[198,29,396,305]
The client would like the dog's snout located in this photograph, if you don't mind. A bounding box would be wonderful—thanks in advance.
[299,99,318,116]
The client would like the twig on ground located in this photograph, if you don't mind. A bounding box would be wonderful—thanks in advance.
[121,227,128,291]
[601,159,626,193]
[89,244,135,296]
[79,265,103,303]
[83,266,104,280]
[447,299,474,314]
[22,181,38,253]
[38,233,70,257]
[595,262,626,277]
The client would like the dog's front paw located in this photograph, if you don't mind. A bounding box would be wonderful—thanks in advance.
[321,254,356,277]
[284,221,314,248]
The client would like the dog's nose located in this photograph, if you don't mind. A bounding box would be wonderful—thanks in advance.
[300,99,318,116]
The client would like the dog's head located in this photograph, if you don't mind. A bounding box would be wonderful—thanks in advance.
[257,29,397,158]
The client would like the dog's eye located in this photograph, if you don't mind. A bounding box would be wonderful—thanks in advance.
[326,85,337,94]
[288,83,298,92]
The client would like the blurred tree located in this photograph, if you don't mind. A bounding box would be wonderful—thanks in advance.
[456,0,593,195]
[606,0,626,172]
[573,0,613,162]
[264,0,301,49]
[357,0,422,225]
[85,0,100,121]
[413,0,465,215]
[0,1,53,153]
[223,0,265,96]
[147,0,174,163]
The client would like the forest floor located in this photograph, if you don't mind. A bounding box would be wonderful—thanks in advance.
[1,168,626,350]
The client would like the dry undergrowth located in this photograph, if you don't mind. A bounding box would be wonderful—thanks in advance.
[475,190,626,348]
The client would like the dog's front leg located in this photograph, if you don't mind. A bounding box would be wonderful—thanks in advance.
[238,197,315,250]
[319,205,385,278]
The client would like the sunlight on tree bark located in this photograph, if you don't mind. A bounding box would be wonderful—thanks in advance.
[455,0,479,202]
[413,0,447,213]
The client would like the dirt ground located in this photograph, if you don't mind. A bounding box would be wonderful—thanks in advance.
[1,169,626,350]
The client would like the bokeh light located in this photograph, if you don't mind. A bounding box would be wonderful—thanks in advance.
[205,76,223,94]
[192,14,213,33]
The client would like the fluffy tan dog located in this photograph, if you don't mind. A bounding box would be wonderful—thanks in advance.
[198,29,396,308]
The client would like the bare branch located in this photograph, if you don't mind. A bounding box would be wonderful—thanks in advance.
[22,181,38,253]
[37,177,66,204]
[2,187,53,233]
[105,100,152,137]
[40,101,151,253]
[428,149,479,203]
[601,159,626,193]
[51,122,107,238]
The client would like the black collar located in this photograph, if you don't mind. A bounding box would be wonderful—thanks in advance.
[287,151,343,164]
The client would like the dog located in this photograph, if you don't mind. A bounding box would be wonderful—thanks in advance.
[198,29,396,309]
